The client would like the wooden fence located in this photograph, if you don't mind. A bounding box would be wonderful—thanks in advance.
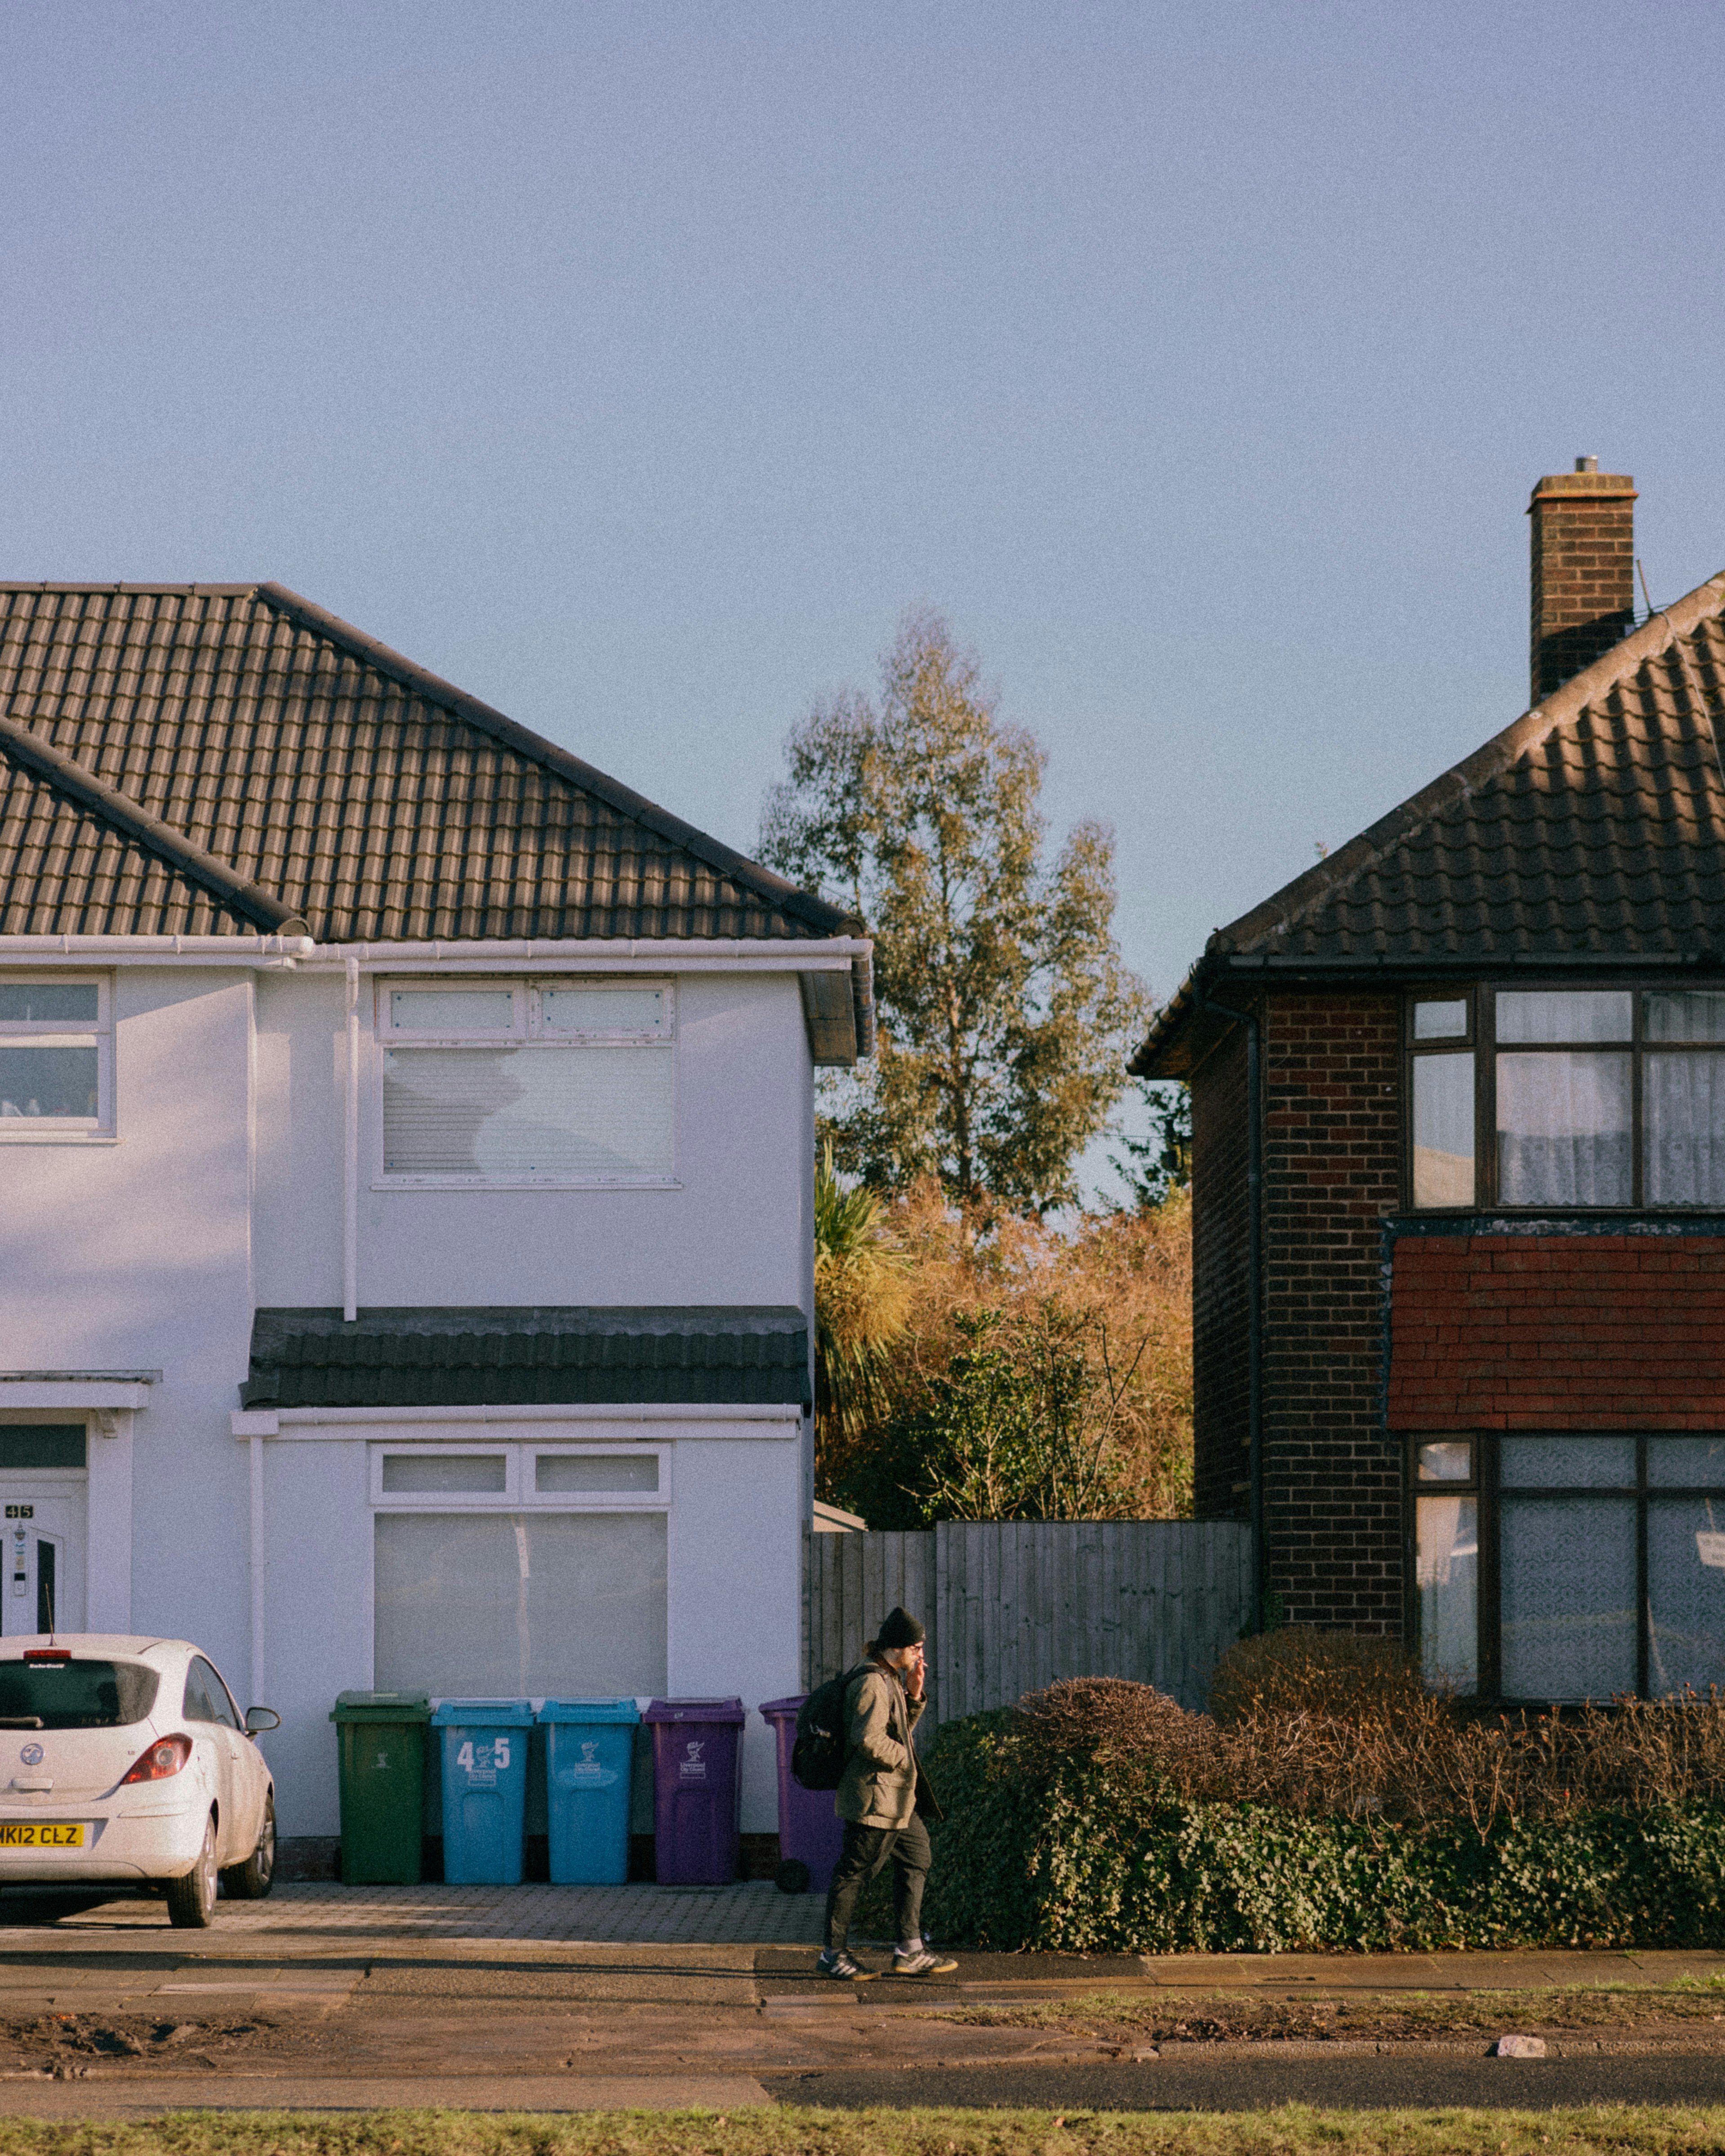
[804,1519,1251,1720]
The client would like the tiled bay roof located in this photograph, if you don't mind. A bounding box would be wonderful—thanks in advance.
[0,582,851,943]
[1136,569,1725,1075]
[240,1305,811,1409]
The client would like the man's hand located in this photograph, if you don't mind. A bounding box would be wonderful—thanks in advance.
[903,1644,926,1700]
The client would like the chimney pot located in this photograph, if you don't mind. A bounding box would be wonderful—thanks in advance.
[1528,462,1637,703]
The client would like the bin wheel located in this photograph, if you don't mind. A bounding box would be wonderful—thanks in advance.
[774,1857,811,1895]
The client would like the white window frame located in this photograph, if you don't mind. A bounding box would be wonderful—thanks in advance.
[0,974,115,1142]
[373,976,677,1189]
[369,1441,671,1511]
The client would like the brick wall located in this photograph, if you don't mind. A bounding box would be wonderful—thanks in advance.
[1528,470,1636,702]
[1190,1018,1250,1520]
[1263,992,1402,1633]
[1389,1232,1725,1428]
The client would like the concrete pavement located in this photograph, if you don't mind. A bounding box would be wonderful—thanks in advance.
[0,1883,1717,2115]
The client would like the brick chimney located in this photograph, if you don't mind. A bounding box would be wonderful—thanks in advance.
[1528,457,1637,704]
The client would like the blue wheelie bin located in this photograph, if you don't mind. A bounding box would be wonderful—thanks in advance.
[431,1699,534,1884]
[537,1698,640,1884]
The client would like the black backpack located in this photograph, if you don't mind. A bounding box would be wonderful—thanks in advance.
[792,1663,870,1791]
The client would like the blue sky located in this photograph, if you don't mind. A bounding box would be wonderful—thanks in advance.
[4,2,1721,1195]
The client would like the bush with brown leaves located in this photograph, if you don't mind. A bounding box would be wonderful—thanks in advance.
[1009,1646,1725,1832]
[1207,1626,1428,1727]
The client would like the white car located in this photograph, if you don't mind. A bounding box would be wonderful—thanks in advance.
[0,1635,278,1928]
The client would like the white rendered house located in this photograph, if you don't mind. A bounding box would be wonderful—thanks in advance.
[0,582,871,1867]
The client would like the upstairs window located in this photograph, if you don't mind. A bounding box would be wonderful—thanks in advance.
[0,978,112,1138]
[1408,986,1725,1211]
[378,979,674,1186]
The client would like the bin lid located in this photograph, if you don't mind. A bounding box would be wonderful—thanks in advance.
[757,1696,807,1721]
[536,1697,641,1725]
[642,1696,745,1725]
[429,1698,536,1727]
[330,1689,431,1723]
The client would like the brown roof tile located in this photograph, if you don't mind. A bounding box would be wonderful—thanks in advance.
[0,582,851,945]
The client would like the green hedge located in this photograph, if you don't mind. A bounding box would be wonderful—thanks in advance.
[917,1712,1725,1952]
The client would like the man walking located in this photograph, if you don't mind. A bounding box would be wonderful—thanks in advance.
[817,1605,958,1980]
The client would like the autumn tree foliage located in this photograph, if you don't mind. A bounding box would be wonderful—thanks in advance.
[814,1177,1193,1529]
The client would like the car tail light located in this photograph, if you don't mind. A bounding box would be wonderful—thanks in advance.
[119,1735,192,1784]
[23,1649,70,1664]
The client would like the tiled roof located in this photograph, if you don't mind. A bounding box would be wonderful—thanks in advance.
[240,1305,811,1409]
[0,583,852,944]
[1136,569,1725,1075]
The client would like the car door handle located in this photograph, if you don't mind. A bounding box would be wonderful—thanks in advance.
[9,1778,52,1792]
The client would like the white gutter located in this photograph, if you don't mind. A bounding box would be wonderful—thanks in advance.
[0,934,867,974]
[232,1401,802,1436]
[295,936,869,973]
[0,934,314,966]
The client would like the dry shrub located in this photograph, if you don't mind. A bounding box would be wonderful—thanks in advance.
[1208,1626,1428,1727]
[1012,1636,1725,1832]
[1016,1677,1218,1774]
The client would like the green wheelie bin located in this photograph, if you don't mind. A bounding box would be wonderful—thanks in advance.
[330,1689,432,1884]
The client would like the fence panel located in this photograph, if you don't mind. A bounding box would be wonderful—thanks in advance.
[807,1519,1252,1723]
[803,1529,934,1690]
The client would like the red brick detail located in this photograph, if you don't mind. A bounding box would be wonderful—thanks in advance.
[1389,1235,1725,1429]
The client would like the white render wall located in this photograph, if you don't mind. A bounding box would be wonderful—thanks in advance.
[254,1421,802,1839]
[252,969,812,1308]
[0,958,818,1842]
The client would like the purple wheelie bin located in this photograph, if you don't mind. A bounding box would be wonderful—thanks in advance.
[760,1696,845,1894]
[644,1697,745,1884]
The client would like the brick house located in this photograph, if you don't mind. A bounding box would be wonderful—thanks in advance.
[1134,464,1725,1704]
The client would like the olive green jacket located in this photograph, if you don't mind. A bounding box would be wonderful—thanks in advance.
[836,1658,929,1828]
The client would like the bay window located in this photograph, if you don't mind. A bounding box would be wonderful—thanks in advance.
[1410,1433,1725,1700]
[1408,985,1725,1210]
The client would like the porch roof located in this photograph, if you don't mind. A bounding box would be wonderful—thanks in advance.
[240,1305,811,1411]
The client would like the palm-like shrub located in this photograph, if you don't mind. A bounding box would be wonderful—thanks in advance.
[814,1142,910,1505]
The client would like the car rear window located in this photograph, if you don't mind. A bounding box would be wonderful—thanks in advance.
[0,1661,160,1729]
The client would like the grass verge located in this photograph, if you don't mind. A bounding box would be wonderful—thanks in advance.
[0,2107,1718,2156]
[931,1983,1725,2043]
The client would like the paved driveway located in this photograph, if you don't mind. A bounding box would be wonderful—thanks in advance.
[6,1879,827,1948]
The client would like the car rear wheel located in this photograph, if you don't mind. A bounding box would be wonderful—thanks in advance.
[165,1816,218,1929]
[221,1795,276,1900]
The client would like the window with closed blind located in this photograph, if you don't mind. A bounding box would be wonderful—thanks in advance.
[377,979,675,1185]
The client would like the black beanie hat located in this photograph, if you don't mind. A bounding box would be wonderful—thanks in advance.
[874,1605,925,1650]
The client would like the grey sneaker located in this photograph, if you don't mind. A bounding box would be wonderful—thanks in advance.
[817,1948,874,1981]
[892,1947,958,1976]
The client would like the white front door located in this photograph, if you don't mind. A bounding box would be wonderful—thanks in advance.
[0,1482,87,1638]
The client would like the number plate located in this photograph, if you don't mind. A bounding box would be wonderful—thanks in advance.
[0,1824,84,1848]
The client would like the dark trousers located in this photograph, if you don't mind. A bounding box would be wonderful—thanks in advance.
[824,1815,931,1952]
